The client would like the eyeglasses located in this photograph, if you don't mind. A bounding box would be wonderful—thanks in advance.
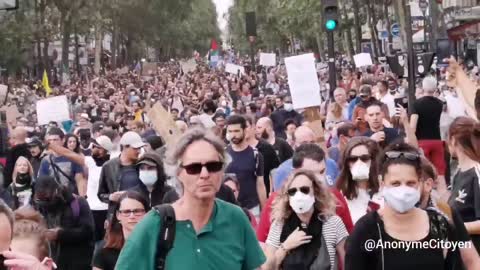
[385,151,420,161]
[287,186,311,197]
[347,154,371,163]
[180,161,224,175]
[118,208,146,217]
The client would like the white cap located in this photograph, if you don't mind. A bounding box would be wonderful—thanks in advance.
[80,113,90,120]
[93,135,113,153]
[119,131,145,148]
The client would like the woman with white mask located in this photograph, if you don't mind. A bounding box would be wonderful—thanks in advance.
[133,151,178,207]
[264,170,348,270]
[346,143,463,270]
[336,137,383,224]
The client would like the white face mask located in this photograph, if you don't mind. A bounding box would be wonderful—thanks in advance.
[382,185,420,214]
[350,161,370,181]
[284,103,294,112]
[289,191,315,214]
[139,170,157,187]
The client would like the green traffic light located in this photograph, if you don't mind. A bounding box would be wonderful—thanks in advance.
[326,20,337,30]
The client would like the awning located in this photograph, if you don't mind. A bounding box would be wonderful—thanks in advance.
[448,21,480,40]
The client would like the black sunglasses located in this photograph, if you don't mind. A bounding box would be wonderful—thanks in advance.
[287,186,311,197]
[347,154,371,163]
[385,151,420,161]
[180,161,224,175]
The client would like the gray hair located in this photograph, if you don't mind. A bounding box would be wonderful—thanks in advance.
[422,76,437,93]
[165,127,229,174]
[0,199,14,237]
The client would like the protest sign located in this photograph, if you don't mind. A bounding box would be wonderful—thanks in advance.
[0,105,20,126]
[147,102,182,145]
[142,63,157,76]
[225,63,245,75]
[180,58,197,73]
[260,53,276,66]
[284,53,322,109]
[354,53,373,67]
[36,95,70,125]
[0,84,7,104]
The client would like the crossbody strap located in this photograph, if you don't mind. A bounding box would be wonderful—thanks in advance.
[153,204,176,270]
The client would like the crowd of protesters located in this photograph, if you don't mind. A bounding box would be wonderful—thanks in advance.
[0,52,480,270]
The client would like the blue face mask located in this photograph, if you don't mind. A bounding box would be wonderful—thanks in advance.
[139,170,157,187]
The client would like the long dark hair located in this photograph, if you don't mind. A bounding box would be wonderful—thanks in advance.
[104,191,150,250]
[449,116,480,162]
[336,137,380,200]
[64,134,81,153]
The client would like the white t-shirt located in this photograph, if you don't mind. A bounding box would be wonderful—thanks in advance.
[380,93,396,118]
[85,156,108,211]
[345,188,383,224]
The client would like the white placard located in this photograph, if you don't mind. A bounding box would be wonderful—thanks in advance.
[284,53,322,109]
[354,53,373,67]
[36,95,70,125]
[0,84,7,102]
[260,53,276,66]
[225,63,245,75]
[180,58,197,73]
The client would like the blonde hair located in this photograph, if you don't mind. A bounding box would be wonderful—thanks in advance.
[271,169,336,222]
[12,156,34,184]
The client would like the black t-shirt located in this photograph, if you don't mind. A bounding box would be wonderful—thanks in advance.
[255,140,280,197]
[93,247,120,270]
[225,145,264,209]
[273,137,294,163]
[119,165,140,191]
[448,167,480,252]
[363,127,403,148]
[413,96,444,140]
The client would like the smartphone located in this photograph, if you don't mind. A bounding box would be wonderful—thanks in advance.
[436,39,454,67]
[0,254,6,270]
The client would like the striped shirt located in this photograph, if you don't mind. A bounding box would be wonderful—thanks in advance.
[266,215,348,268]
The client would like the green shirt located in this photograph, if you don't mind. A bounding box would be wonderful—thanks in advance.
[116,199,266,270]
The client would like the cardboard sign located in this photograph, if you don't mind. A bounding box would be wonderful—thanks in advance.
[354,53,373,67]
[260,53,276,66]
[225,63,245,75]
[36,95,70,125]
[284,53,322,109]
[147,102,182,145]
[0,105,20,126]
[142,63,157,76]
[180,58,197,73]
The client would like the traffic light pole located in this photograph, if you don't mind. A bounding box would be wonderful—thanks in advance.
[249,36,256,73]
[327,31,336,99]
[404,0,416,114]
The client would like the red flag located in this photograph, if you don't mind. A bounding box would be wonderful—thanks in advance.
[211,39,218,51]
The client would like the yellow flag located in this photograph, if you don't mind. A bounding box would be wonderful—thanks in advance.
[42,70,52,96]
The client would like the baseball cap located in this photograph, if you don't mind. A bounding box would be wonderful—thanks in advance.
[91,135,113,153]
[359,85,372,97]
[92,121,105,134]
[26,137,43,148]
[80,113,90,121]
[137,159,157,167]
[120,131,146,148]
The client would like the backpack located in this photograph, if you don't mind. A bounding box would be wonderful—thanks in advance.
[153,204,176,270]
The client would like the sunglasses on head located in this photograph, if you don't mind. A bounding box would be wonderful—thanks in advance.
[385,151,420,161]
[287,186,311,197]
[181,161,223,175]
[347,154,371,163]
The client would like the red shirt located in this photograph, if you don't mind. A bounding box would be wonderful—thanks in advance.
[256,188,354,242]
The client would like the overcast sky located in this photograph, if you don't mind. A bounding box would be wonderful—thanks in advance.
[213,0,233,37]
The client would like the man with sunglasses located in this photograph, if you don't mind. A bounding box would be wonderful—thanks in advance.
[116,128,266,270]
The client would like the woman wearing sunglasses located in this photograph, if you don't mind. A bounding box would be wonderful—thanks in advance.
[93,191,149,270]
[346,143,463,270]
[336,137,383,224]
[264,170,348,270]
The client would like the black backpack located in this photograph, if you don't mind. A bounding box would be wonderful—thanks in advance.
[153,204,176,270]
